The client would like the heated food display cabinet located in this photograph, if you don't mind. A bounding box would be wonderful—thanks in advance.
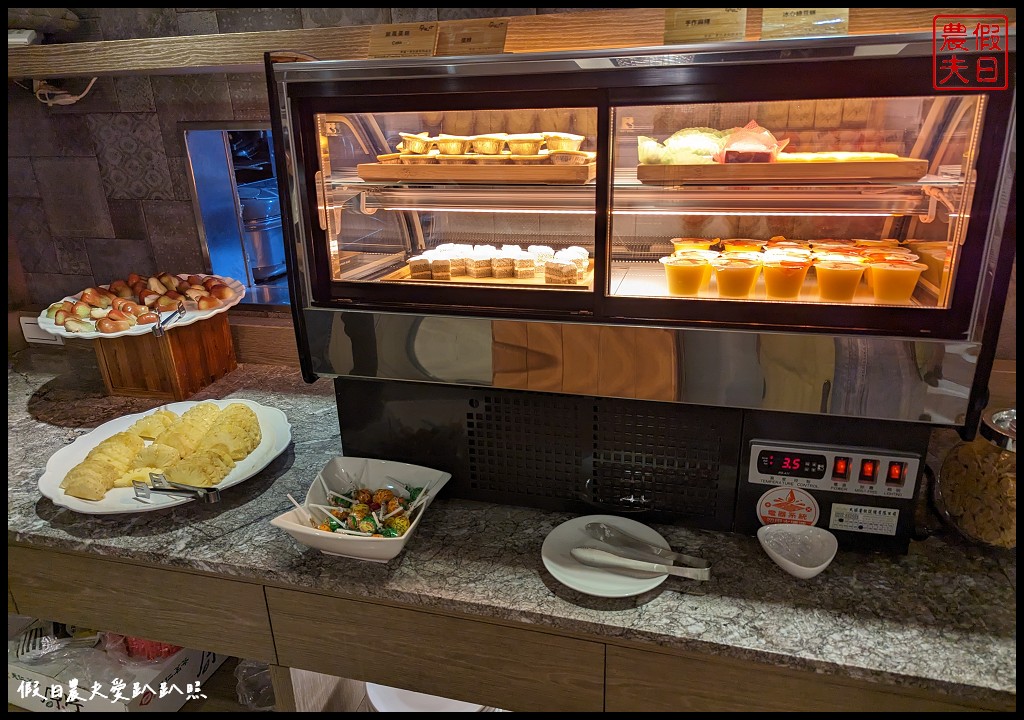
[267,32,1016,552]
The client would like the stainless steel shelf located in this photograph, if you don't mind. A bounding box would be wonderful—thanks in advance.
[327,174,960,217]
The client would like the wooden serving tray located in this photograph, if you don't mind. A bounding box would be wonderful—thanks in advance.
[636,158,930,184]
[358,162,596,185]
[381,261,593,290]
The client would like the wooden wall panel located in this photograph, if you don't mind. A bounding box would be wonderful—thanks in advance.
[9,8,1014,79]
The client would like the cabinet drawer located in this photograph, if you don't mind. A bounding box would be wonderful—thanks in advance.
[8,546,275,663]
[267,588,604,712]
[606,645,1012,712]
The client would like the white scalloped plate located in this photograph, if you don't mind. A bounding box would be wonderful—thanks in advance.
[36,275,245,340]
[38,399,291,514]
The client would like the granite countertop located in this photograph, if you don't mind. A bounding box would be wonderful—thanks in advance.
[7,348,1016,706]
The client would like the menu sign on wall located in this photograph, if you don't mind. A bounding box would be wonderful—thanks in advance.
[761,8,850,39]
[435,19,509,57]
[367,22,438,59]
[664,8,748,44]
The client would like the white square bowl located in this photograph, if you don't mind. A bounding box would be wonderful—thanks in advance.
[270,456,451,563]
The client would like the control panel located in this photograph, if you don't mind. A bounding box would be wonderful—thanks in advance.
[747,440,919,500]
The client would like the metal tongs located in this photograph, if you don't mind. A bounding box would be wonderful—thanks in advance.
[152,301,186,338]
[132,472,222,504]
[580,521,711,581]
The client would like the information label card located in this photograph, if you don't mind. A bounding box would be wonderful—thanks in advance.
[664,8,748,44]
[368,22,438,59]
[435,19,509,57]
[761,8,849,40]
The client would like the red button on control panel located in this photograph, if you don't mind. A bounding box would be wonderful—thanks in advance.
[832,456,851,480]
[858,459,879,483]
[886,461,906,485]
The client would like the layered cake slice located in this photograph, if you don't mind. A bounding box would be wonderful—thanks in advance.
[544,259,578,284]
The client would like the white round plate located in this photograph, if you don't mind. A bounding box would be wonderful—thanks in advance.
[36,275,245,340]
[541,514,670,598]
[38,399,291,514]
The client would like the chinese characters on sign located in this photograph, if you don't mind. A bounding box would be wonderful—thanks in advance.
[367,22,438,59]
[760,8,849,40]
[434,19,508,57]
[664,8,747,44]
[16,679,207,707]
[933,15,1009,91]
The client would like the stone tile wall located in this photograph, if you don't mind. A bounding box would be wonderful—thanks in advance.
[8,8,605,306]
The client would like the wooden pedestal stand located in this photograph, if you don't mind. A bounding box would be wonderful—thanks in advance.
[93,313,237,401]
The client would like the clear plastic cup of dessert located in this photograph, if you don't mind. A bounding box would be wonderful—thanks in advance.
[660,256,709,296]
[671,237,718,253]
[854,238,902,249]
[869,260,928,304]
[763,240,810,253]
[762,259,812,300]
[810,239,856,248]
[671,249,720,290]
[814,260,867,302]
[722,239,765,253]
[711,256,762,298]
[763,248,813,262]
[862,252,920,288]
[720,250,764,263]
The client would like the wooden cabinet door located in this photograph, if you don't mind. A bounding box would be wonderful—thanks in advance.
[268,588,605,712]
[606,645,1011,712]
[8,546,276,662]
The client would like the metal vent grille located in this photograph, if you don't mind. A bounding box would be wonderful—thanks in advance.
[589,399,726,519]
[610,54,695,68]
[611,236,674,261]
[466,393,582,503]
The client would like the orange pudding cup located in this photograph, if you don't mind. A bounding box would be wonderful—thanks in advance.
[814,261,867,302]
[764,240,809,253]
[763,248,813,263]
[722,239,764,253]
[712,257,761,298]
[854,238,901,249]
[863,252,918,288]
[660,256,709,295]
[671,237,718,253]
[869,261,928,303]
[671,249,719,289]
[762,259,812,299]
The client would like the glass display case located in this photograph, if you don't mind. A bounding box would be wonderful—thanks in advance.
[268,34,1014,548]
[268,33,1015,426]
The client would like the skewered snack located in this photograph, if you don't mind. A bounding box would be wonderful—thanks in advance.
[316,484,421,537]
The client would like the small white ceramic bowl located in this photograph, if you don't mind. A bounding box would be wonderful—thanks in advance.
[757,523,838,579]
[270,456,451,563]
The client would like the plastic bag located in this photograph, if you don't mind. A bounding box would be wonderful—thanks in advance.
[234,659,275,711]
[8,620,101,664]
[715,120,790,163]
[101,633,181,664]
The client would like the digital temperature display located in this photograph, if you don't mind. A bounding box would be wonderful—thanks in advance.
[756,449,828,479]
